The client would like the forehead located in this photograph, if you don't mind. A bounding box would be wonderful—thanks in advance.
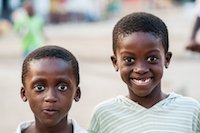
[27,58,74,77]
[117,32,164,53]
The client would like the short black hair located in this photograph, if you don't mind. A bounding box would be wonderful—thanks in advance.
[22,45,80,86]
[113,12,169,54]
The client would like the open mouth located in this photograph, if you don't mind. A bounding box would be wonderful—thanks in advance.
[131,78,152,86]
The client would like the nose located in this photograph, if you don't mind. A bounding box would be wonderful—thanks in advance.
[133,62,149,74]
[44,89,58,103]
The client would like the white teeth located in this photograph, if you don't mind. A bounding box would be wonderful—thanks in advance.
[132,78,151,85]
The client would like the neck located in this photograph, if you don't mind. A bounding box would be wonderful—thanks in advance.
[128,89,168,109]
[29,118,73,133]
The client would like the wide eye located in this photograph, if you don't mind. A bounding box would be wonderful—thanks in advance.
[57,83,68,91]
[147,56,159,63]
[124,57,135,63]
[34,84,45,92]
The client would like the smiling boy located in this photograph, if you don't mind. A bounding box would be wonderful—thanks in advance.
[88,12,200,133]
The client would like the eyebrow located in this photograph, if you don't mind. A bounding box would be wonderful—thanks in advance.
[147,49,162,53]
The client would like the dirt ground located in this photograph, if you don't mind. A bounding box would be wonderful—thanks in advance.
[1,4,200,132]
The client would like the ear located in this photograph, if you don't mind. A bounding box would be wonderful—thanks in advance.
[20,86,27,102]
[164,52,172,69]
[74,87,81,102]
[111,55,119,72]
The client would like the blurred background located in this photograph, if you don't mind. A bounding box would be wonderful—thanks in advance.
[1,0,200,132]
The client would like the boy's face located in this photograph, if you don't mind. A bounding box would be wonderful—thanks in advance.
[21,58,80,126]
[111,32,171,100]
[24,3,34,16]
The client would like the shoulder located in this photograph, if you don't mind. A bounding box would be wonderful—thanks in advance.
[173,93,200,105]
[15,120,34,133]
[169,92,200,111]
[88,96,124,132]
[94,96,122,111]
[91,96,127,117]
[71,119,88,133]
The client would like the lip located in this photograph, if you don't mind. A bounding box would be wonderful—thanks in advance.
[43,109,58,115]
[131,77,152,86]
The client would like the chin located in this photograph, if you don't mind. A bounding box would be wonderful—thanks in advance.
[133,89,153,97]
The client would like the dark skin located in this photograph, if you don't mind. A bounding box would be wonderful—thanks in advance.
[111,32,172,108]
[191,17,200,41]
[186,16,200,52]
[24,2,34,17]
[21,58,81,133]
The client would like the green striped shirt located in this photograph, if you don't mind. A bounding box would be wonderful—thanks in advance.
[88,93,200,133]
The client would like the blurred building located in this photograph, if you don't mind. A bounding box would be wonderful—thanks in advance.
[0,0,122,24]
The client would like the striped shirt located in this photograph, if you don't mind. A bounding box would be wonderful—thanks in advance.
[88,93,200,133]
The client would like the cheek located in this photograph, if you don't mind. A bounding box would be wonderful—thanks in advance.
[119,65,131,80]
[25,89,43,108]
[153,64,164,78]
[28,96,42,113]
[64,100,73,110]
[60,92,75,105]
[60,96,74,113]
[120,66,129,74]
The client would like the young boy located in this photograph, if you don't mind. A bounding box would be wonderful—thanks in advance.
[16,45,87,133]
[88,12,200,132]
